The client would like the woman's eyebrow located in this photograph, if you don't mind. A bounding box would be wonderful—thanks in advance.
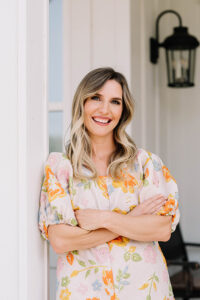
[95,93,122,101]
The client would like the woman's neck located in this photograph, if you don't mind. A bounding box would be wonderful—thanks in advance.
[91,136,116,161]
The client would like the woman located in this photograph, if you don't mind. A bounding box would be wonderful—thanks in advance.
[39,67,180,300]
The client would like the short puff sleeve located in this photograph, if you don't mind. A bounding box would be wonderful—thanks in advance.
[38,152,77,240]
[137,148,180,232]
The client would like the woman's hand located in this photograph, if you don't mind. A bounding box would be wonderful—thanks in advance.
[129,194,167,217]
[75,209,107,231]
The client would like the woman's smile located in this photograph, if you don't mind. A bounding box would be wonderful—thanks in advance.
[92,116,112,126]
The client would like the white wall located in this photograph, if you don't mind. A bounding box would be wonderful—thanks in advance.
[131,0,200,262]
[63,0,132,142]
[157,0,200,255]
[0,1,48,299]
[131,0,159,150]
[0,1,19,298]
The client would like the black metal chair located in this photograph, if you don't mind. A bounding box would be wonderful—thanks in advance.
[159,224,200,300]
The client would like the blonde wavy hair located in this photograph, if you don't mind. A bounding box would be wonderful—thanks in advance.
[65,67,138,180]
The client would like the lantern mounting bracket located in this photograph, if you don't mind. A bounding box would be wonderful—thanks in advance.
[150,10,183,64]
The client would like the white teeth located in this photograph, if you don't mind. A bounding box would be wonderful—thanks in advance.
[93,118,110,124]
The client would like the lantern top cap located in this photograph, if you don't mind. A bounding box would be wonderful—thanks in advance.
[162,26,199,50]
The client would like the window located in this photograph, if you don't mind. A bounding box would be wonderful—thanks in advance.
[49,0,64,298]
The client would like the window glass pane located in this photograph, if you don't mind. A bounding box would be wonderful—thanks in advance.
[49,1,63,298]
[49,111,63,152]
[49,0,63,102]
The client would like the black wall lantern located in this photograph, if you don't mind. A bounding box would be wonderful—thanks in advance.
[150,10,199,87]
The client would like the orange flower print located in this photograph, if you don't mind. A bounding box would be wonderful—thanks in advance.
[172,213,176,223]
[112,170,138,194]
[145,167,149,179]
[96,177,109,199]
[162,165,176,183]
[147,151,152,157]
[66,252,74,265]
[107,236,129,250]
[143,157,150,168]
[43,221,48,239]
[44,165,66,202]
[102,270,114,289]
[86,298,100,300]
[112,207,127,215]
[158,193,176,216]
[110,293,117,300]
[129,205,136,211]
[59,288,71,300]
[105,288,110,295]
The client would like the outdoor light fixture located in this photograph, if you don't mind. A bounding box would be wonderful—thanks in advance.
[150,10,199,87]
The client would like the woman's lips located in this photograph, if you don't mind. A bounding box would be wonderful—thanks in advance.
[92,117,111,126]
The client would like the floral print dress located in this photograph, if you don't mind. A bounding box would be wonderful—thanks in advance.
[38,148,180,300]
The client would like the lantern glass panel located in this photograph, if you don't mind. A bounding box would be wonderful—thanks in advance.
[189,49,196,83]
[165,49,196,87]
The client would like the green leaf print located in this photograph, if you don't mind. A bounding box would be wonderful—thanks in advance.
[115,267,131,292]
[124,252,131,262]
[148,276,153,281]
[116,269,123,282]
[143,179,149,186]
[88,259,96,265]
[61,276,70,287]
[94,267,99,273]
[85,270,91,278]
[119,286,124,292]
[169,283,173,296]
[77,260,86,267]
[69,177,76,195]
[131,253,142,262]
[57,213,63,220]
[71,218,78,226]
[141,273,158,299]
[62,153,68,159]
[123,273,131,279]
[80,179,92,190]
[118,269,123,276]
[72,250,79,255]
[84,181,91,189]
[116,275,121,282]
[42,187,47,193]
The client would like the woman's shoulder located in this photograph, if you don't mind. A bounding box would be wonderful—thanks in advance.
[45,152,73,175]
[135,147,150,162]
[135,148,163,167]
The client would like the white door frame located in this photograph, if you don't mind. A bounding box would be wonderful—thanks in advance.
[0,1,49,299]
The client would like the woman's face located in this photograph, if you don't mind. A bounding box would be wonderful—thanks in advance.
[84,79,123,140]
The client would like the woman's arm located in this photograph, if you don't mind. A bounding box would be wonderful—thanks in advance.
[102,212,172,242]
[75,209,172,242]
[48,224,118,254]
[48,194,167,254]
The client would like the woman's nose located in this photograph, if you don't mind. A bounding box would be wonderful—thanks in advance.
[99,101,109,114]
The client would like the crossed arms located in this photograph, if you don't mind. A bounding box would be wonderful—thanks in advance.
[48,194,172,254]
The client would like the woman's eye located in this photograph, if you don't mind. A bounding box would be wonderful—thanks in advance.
[91,96,100,101]
[112,100,121,105]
